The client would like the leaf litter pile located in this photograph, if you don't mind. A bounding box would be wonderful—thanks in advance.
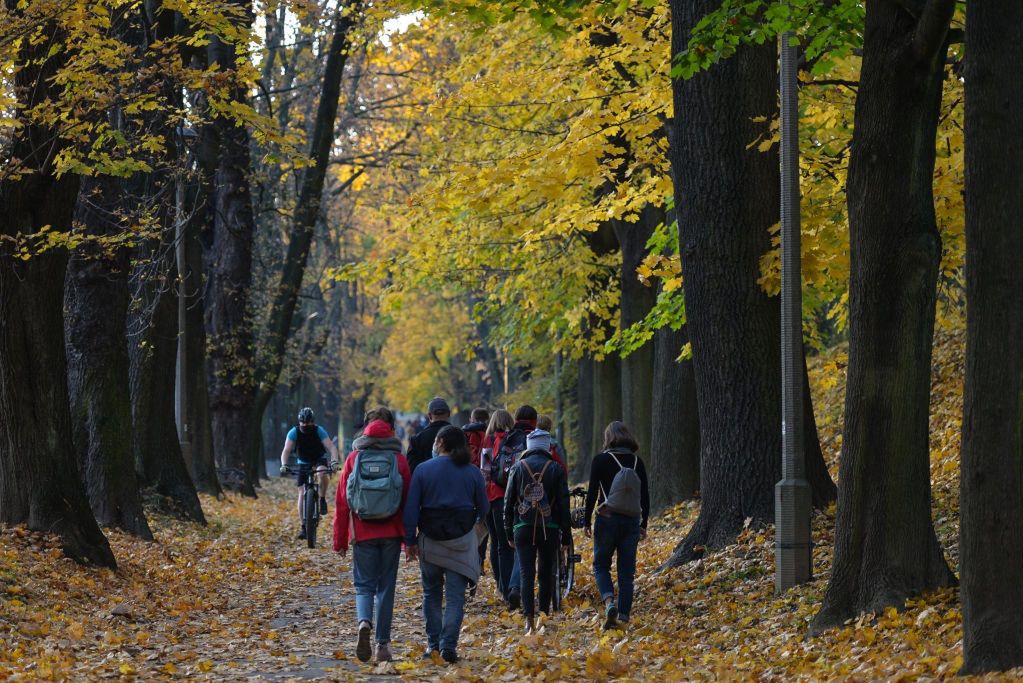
[2,331,1020,681]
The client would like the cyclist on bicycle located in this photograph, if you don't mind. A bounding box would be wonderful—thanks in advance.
[280,407,339,539]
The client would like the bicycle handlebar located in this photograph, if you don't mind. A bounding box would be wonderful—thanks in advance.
[280,462,339,476]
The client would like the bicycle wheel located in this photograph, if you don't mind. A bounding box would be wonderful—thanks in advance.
[561,536,575,599]
[304,487,318,548]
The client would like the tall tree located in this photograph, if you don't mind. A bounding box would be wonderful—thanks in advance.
[811,0,956,631]
[253,0,364,459]
[958,0,1023,672]
[663,0,835,566]
[202,2,260,495]
[0,3,115,567]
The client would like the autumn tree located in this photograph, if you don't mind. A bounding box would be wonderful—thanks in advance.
[811,0,958,630]
[957,0,1023,672]
[0,0,116,567]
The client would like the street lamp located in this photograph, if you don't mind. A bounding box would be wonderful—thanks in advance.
[775,31,813,592]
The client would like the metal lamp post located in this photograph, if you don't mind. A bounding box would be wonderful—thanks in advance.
[775,31,813,592]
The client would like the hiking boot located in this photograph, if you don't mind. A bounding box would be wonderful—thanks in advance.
[319,496,328,515]
[356,620,372,662]
[602,601,618,630]
[374,643,392,662]
[507,587,521,611]
[297,525,307,540]
[441,649,459,664]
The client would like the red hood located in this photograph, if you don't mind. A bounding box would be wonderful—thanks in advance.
[363,419,394,438]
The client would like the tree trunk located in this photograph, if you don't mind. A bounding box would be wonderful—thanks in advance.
[649,325,699,512]
[613,206,658,456]
[664,0,835,567]
[181,178,220,495]
[203,15,260,496]
[590,354,622,466]
[0,9,115,567]
[574,356,595,482]
[65,174,153,540]
[129,248,207,525]
[253,1,364,439]
[958,0,1023,672]
[810,0,956,632]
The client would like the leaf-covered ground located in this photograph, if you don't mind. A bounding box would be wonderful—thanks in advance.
[3,330,1020,681]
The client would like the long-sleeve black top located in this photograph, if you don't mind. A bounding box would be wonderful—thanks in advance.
[406,419,450,474]
[584,448,651,529]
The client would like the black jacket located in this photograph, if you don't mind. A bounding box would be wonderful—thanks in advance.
[504,448,572,544]
[407,419,451,473]
[584,448,650,529]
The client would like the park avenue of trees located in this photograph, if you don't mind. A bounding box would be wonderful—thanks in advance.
[1,0,1021,676]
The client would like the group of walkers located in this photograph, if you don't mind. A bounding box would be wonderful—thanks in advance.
[280,399,650,665]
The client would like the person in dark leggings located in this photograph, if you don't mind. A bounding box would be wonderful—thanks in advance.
[583,421,650,630]
[504,429,572,634]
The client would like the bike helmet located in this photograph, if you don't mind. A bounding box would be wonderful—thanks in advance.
[298,407,315,423]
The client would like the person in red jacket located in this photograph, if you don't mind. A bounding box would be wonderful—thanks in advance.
[334,416,411,664]
[462,408,489,467]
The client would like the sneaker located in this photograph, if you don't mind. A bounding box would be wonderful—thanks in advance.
[421,649,440,661]
[297,526,306,540]
[319,497,328,515]
[441,649,459,664]
[374,643,392,662]
[603,602,618,630]
[356,620,372,662]
[507,587,521,611]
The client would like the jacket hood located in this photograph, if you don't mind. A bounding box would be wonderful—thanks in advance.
[462,421,486,432]
[513,419,537,431]
[363,419,394,439]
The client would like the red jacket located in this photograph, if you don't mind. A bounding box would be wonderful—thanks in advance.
[463,421,487,467]
[484,419,563,501]
[333,420,412,553]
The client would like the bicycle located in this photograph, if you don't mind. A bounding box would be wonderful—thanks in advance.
[281,461,338,549]
[550,485,587,611]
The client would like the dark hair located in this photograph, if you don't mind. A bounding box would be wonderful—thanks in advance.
[602,421,639,452]
[514,405,537,422]
[471,408,490,423]
[436,425,471,465]
[364,405,395,427]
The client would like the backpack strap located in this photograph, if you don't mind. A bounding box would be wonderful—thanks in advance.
[537,459,552,481]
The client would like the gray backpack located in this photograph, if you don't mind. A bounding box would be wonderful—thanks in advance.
[346,449,403,521]
[600,452,642,518]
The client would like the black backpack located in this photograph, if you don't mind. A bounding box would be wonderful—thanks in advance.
[489,428,526,488]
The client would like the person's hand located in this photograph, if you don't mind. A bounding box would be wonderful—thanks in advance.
[405,545,419,562]
[507,539,515,549]
[584,525,592,538]
[639,527,648,541]
[279,465,289,476]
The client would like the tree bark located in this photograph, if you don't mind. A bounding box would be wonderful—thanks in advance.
[958,0,1023,672]
[649,325,699,512]
[663,0,835,567]
[811,0,956,632]
[574,356,595,482]
[613,206,658,457]
[203,10,260,496]
[590,354,622,464]
[0,9,115,567]
[129,246,207,525]
[65,174,153,540]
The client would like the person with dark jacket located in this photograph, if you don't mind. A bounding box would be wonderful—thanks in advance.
[406,397,452,473]
[583,421,651,630]
[462,408,489,467]
[404,425,488,664]
[504,429,572,634]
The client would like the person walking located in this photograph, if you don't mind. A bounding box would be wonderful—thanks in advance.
[583,421,650,630]
[406,397,452,474]
[333,417,411,663]
[503,429,572,633]
[404,425,488,664]
[480,409,518,604]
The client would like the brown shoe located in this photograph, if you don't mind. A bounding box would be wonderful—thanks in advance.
[375,643,392,662]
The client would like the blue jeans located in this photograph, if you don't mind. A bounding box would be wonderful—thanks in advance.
[486,501,520,597]
[352,538,402,643]
[420,558,469,652]
[592,513,641,620]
